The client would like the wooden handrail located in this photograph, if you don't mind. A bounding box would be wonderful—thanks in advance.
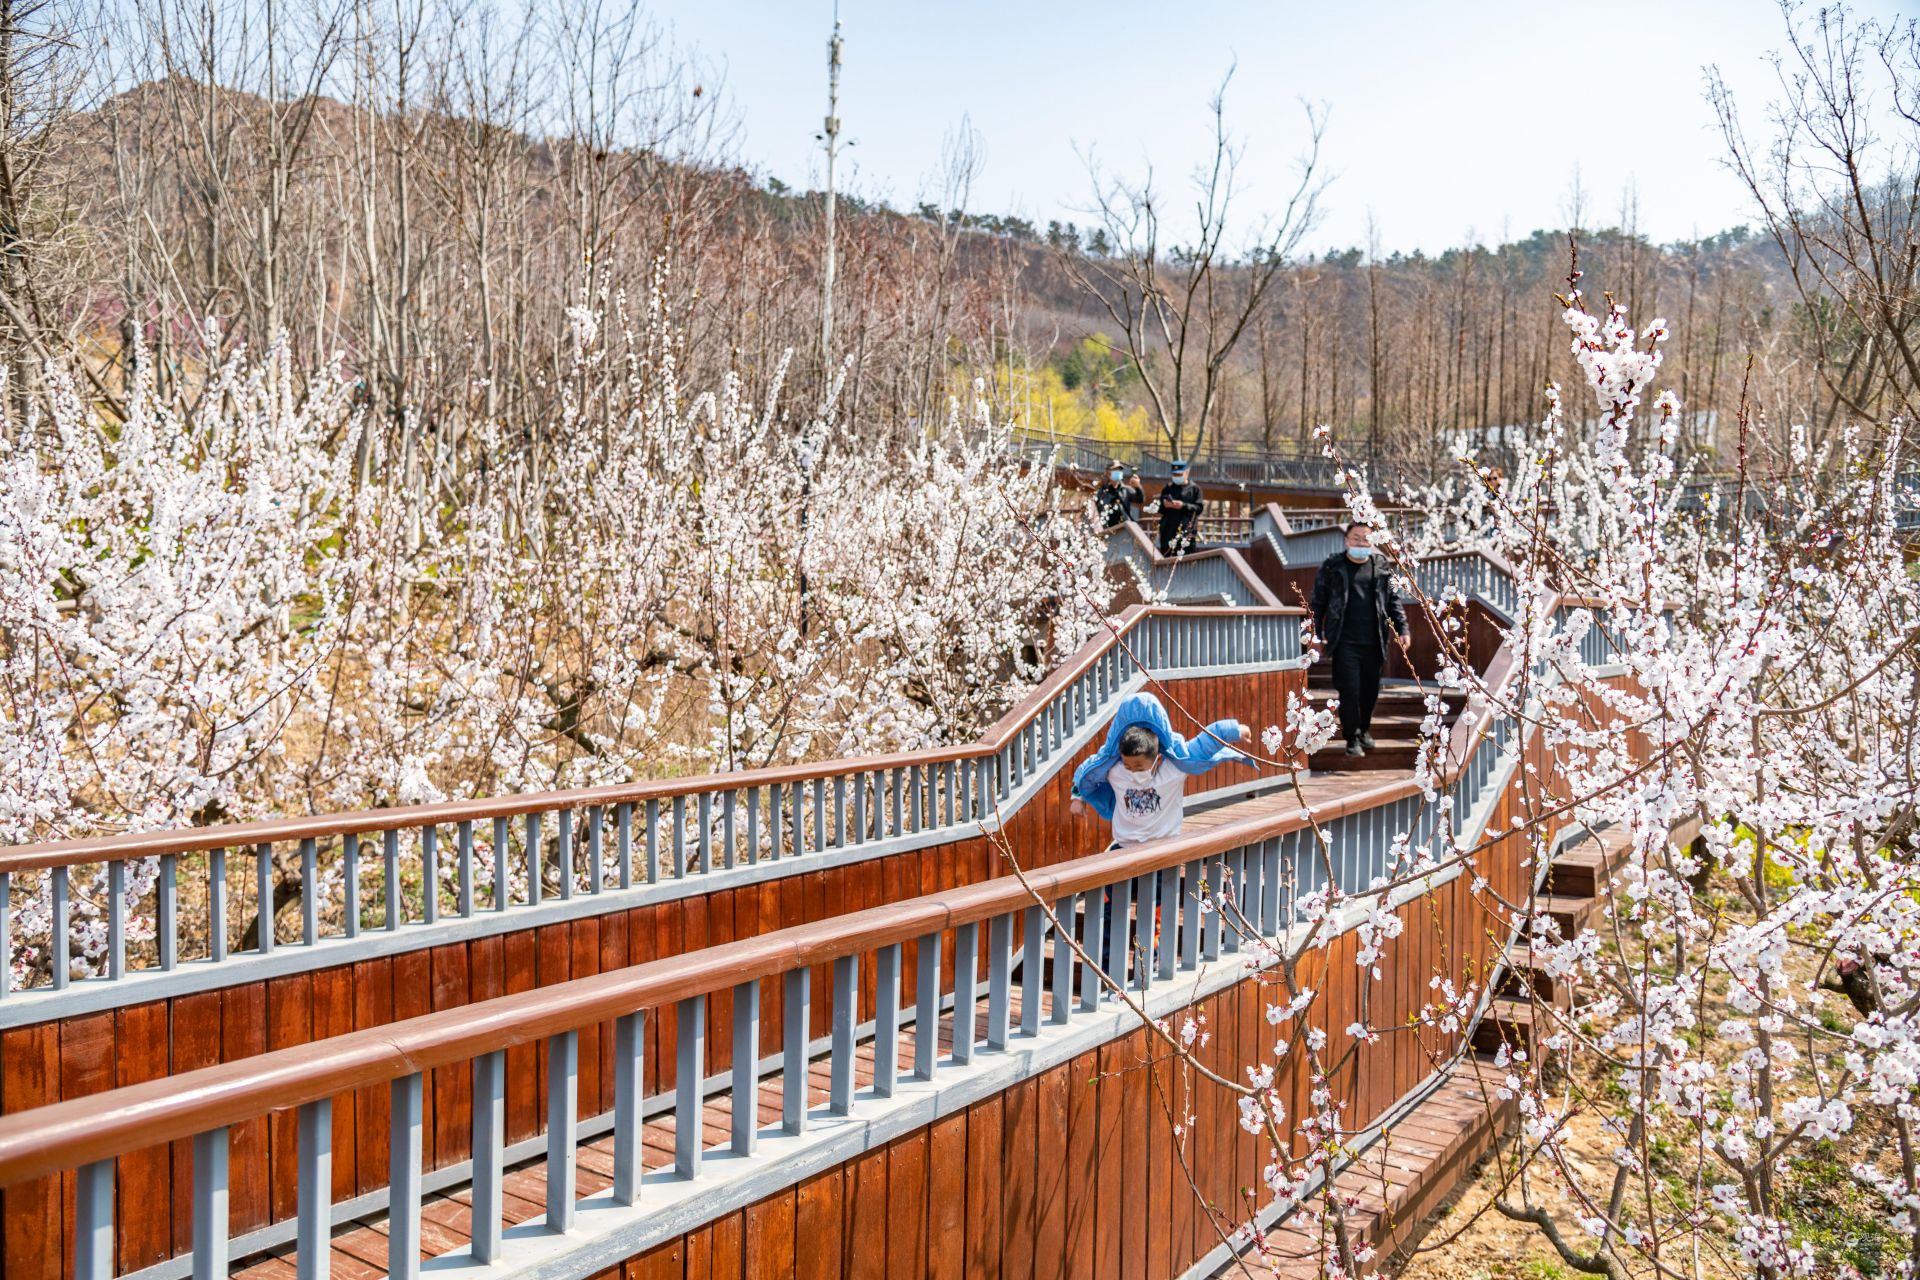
[0,601,1304,873]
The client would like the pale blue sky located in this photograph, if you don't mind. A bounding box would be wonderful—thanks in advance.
[644,0,1912,256]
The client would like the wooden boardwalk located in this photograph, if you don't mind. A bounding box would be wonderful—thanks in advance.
[231,772,1404,1280]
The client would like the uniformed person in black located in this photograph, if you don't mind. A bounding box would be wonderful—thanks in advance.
[1155,460,1205,555]
[1091,464,1133,530]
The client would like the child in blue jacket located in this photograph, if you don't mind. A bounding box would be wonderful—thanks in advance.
[1069,692,1253,848]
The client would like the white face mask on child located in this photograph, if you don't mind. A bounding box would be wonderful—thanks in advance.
[1121,758,1159,784]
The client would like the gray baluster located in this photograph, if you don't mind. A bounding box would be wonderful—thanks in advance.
[490,818,509,911]
[953,922,981,1063]
[890,767,904,838]
[676,996,706,1177]
[831,955,857,1113]
[1021,905,1044,1036]
[1202,855,1224,960]
[942,761,956,826]
[732,979,760,1155]
[384,829,401,927]
[421,827,438,923]
[617,803,634,889]
[526,813,544,906]
[914,931,941,1080]
[745,790,759,866]
[784,969,810,1133]
[547,1031,578,1229]
[253,844,275,953]
[107,859,125,979]
[75,1159,114,1280]
[1180,859,1202,970]
[812,778,826,851]
[456,822,474,918]
[1051,895,1075,1024]
[722,792,738,870]
[833,771,848,852]
[1221,851,1242,954]
[159,854,178,967]
[1261,839,1282,936]
[1133,872,1156,991]
[672,796,687,877]
[296,1100,330,1280]
[50,866,69,988]
[1106,875,1132,984]
[588,806,604,892]
[645,799,661,882]
[791,781,806,855]
[301,838,320,942]
[612,1013,643,1205]
[473,1051,506,1256]
[1079,884,1105,1011]
[208,851,226,964]
[390,1074,423,1280]
[988,913,1013,1048]
[1157,868,1180,979]
[697,792,713,873]
[875,944,901,1096]
[556,810,574,900]
[769,783,784,859]
[192,1127,228,1280]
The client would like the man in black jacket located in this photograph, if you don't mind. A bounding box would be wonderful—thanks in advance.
[1311,521,1409,757]
[1156,460,1205,555]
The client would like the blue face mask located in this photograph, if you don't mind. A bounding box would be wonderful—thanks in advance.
[1345,545,1373,562]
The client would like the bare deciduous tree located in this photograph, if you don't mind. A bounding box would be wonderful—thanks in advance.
[1064,69,1326,460]
[1710,2,1920,432]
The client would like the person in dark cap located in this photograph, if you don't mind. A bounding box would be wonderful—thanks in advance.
[1155,459,1205,555]
[1091,463,1133,530]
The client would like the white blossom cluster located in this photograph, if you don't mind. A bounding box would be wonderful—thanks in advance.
[1399,283,1920,1276]
[0,293,1114,984]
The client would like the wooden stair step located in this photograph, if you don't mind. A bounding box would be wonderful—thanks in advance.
[1470,998,1537,1057]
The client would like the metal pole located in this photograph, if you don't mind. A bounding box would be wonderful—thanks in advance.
[820,10,843,371]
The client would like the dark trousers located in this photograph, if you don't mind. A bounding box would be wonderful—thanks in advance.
[1331,640,1383,741]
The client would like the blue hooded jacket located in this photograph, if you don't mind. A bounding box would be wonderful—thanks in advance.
[1070,692,1254,820]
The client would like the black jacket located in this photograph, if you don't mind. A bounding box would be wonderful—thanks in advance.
[1155,481,1205,551]
[1311,552,1409,655]
[1092,481,1132,529]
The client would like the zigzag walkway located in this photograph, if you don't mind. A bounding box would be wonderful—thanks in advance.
[0,538,1657,1280]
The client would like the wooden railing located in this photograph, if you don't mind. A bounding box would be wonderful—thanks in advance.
[0,606,1304,1004]
[1102,524,1282,607]
[0,536,1666,1280]
[1132,511,1257,547]
[0,636,1531,1280]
